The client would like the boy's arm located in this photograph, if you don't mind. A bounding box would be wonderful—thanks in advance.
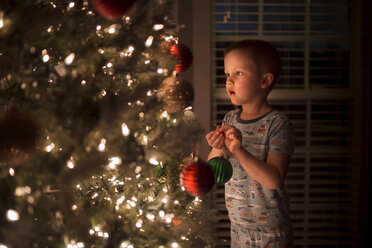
[223,125,291,190]
[231,148,290,190]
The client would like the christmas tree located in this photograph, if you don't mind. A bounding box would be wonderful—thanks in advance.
[0,0,214,247]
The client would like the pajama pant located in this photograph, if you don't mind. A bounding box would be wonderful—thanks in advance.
[230,223,293,248]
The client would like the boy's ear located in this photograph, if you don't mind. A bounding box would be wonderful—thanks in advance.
[260,73,274,89]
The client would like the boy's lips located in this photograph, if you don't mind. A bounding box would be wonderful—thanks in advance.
[228,90,235,95]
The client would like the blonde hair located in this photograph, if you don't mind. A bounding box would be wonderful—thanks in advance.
[224,39,281,88]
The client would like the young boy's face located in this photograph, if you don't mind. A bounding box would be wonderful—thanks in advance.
[224,49,263,106]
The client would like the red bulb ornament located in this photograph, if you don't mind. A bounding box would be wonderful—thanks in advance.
[180,160,215,197]
[93,0,137,19]
[169,43,193,73]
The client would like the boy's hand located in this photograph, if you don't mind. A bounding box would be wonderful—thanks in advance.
[205,125,225,150]
[221,125,242,153]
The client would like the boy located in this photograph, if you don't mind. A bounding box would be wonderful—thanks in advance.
[205,40,295,247]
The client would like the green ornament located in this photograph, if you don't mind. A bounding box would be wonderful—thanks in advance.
[207,156,233,184]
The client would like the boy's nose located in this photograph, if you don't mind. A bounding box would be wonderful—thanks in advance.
[226,78,233,85]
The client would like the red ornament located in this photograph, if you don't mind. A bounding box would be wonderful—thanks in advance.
[169,43,193,73]
[180,160,214,197]
[93,0,136,19]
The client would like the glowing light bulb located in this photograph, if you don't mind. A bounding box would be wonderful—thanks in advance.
[146,213,155,221]
[143,135,148,145]
[89,229,95,235]
[157,68,164,74]
[159,210,165,218]
[65,53,75,65]
[72,205,77,210]
[145,36,154,47]
[116,196,125,205]
[67,159,75,169]
[42,54,50,62]
[162,197,168,204]
[6,209,19,221]
[9,168,15,176]
[149,158,159,166]
[136,220,143,228]
[96,25,102,31]
[98,139,106,151]
[0,244,9,248]
[0,19,3,29]
[81,80,86,85]
[108,25,116,34]
[69,2,75,8]
[171,242,179,248]
[153,24,164,30]
[45,143,55,152]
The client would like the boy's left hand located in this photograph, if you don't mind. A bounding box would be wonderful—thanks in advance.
[221,125,242,153]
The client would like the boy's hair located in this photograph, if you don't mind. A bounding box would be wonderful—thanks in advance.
[224,39,281,88]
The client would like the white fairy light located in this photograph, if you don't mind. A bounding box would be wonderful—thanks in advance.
[69,2,75,8]
[89,229,95,235]
[161,111,169,119]
[6,209,19,222]
[145,36,154,47]
[146,90,152,96]
[159,210,165,218]
[103,233,109,238]
[174,200,179,205]
[148,196,154,202]
[81,80,86,85]
[153,24,164,31]
[143,135,148,145]
[9,168,15,176]
[42,54,50,62]
[162,197,168,204]
[76,184,81,190]
[116,196,125,205]
[145,60,150,64]
[135,219,143,228]
[107,62,113,68]
[47,26,53,32]
[108,25,116,34]
[72,205,77,210]
[97,232,103,237]
[171,242,179,248]
[96,25,102,31]
[0,244,9,248]
[77,242,84,248]
[92,193,98,199]
[45,143,55,152]
[67,159,75,169]
[134,166,142,174]
[98,139,106,151]
[94,226,100,232]
[0,19,3,29]
[165,217,172,223]
[65,53,75,65]
[146,213,155,222]
[121,123,130,136]
[149,158,159,166]
[14,186,31,196]
[157,68,164,74]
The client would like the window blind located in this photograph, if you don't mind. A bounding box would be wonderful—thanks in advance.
[210,0,361,247]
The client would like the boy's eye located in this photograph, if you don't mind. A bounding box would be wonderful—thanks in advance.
[225,73,230,78]
[235,71,242,75]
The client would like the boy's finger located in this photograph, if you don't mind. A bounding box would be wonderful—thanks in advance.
[220,125,234,131]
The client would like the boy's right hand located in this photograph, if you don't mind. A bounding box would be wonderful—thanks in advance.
[205,126,225,150]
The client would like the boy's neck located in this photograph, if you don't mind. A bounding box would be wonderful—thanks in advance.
[240,101,272,121]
